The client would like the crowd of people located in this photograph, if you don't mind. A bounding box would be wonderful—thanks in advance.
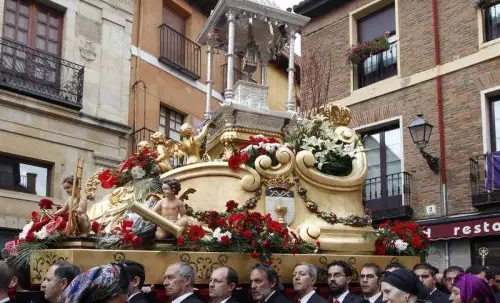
[0,259,499,303]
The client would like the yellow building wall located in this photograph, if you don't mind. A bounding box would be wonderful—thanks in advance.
[267,63,300,112]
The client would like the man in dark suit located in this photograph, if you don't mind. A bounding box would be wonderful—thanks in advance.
[120,260,149,303]
[413,263,449,303]
[163,262,205,303]
[250,263,291,303]
[359,264,383,303]
[293,262,328,303]
[327,260,366,303]
[1,261,13,303]
[208,267,240,303]
[40,261,81,303]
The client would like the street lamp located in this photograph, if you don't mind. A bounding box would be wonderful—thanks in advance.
[408,114,439,174]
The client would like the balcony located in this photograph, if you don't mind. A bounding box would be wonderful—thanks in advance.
[221,63,257,91]
[363,171,413,221]
[357,41,397,89]
[130,127,155,153]
[485,3,500,42]
[159,24,201,80]
[0,38,84,110]
[470,154,500,207]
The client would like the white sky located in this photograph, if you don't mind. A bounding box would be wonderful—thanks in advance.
[277,0,304,55]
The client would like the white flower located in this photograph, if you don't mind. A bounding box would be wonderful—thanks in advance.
[394,239,409,252]
[253,134,265,139]
[131,166,146,179]
[19,221,34,240]
[212,228,232,242]
[35,225,49,240]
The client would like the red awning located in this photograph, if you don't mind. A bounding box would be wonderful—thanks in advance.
[426,216,500,240]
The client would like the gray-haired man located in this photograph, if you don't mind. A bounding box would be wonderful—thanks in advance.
[164,262,205,303]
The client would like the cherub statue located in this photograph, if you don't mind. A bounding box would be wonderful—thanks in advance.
[137,140,153,153]
[55,175,90,237]
[153,178,186,239]
[179,122,212,165]
[150,132,174,173]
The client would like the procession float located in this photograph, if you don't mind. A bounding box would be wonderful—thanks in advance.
[2,0,428,287]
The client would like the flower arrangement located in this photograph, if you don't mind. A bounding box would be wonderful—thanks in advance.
[345,32,391,65]
[98,148,159,188]
[372,220,430,256]
[474,0,500,8]
[284,115,359,176]
[178,200,317,262]
[228,135,282,170]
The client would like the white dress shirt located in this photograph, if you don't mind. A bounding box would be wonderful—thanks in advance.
[366,293,381,303]
[334,291,349,303]
[172,292,194,303]
[299,290,316,303]
[0,297,10,303]
[264,291,277,302]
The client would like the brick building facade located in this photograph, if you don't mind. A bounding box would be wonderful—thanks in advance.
[295,0,500,268]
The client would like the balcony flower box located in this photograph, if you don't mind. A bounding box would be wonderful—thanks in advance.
[346,32,391,66]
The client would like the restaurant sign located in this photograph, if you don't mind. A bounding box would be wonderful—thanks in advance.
[426,216,500,240]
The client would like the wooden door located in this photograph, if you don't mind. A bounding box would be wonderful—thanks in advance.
[162,5,186,66]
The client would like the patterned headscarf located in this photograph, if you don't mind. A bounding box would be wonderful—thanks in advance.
[59,263,127,303]
[453,273,496,303]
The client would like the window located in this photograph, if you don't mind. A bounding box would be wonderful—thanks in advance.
[362,124,403,210]
[2,0,63,84]
[356,4,397,88]
[3,0,62,55]
[159,106,184,140]
[0,154,51,196]
[489,96,500,151]
[484,3,500,42]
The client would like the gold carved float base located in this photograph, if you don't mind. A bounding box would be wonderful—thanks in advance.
[30,249,419,284]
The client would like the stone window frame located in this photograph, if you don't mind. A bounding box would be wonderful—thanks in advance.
[477,2,500,49]
[354,116,407,210]
[0,152,52,197]
[480,85,500,154]
[348,0,401,93]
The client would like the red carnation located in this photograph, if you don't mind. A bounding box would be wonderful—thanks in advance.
[38,199,54,210]
[240,153,250,163]
[216,218,226,227]
[259,149,267,155]
[264,259,273,265]
[249,251,259,259]
[228,154,242,170]
[177,237,185,245]
[46,217,66,234]
[267,220,282,233]
[25,231,36,242]
[282,241,290,249]
[226,200,239,212]
[31,211,39,223]
[220,235,231,245]
[262,240,270,248]
[375,239,386,255]
[188,225,205,241]
[243,230,253,240]
[228,213,245,226]
[98,169,117,189]
[91,221,100,233]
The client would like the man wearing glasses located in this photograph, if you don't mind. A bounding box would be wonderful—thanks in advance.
[359,264,382,303]
[208,267,240,303]
[327,261,366,303]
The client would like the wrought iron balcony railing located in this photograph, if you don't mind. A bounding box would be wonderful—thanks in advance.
[357,41,397,89]
[0,38,84,109]
[130,127,156,153]
[485,3,500,42]
[159,24,201,80]
[470,154,500,207]
[221,63,257,91]
[363,171,412,220]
